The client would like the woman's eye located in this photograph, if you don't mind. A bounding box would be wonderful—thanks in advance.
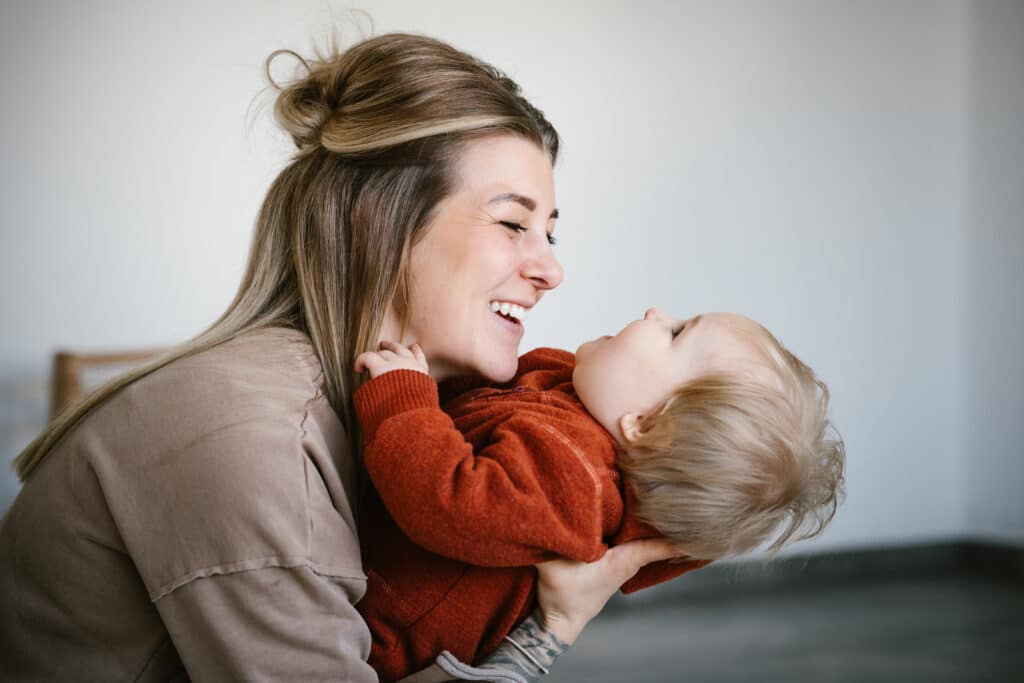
[497,222,557,245]
[499,221,528,234]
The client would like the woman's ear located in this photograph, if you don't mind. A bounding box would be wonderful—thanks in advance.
[618,413,644,444]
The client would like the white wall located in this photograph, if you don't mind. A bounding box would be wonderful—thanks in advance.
[965,1,1024,544]
[1,1,1013,551]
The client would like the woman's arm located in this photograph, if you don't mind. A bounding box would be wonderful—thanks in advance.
[155,566,376,682]
[482,539,682,680]
[396,538,680,683]
[471,609,569,680]
[533,537,681,645]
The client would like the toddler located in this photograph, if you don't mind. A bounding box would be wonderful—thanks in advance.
[353,308,845,681]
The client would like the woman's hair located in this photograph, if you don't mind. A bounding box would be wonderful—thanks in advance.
[15,33,559,480]
[617,325,846,560]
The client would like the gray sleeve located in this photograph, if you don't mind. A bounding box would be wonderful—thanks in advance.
[155,566,377,683]
[397,609,569,683]
[473,609,569,681]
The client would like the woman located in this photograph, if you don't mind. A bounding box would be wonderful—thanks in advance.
[0,34,676,681]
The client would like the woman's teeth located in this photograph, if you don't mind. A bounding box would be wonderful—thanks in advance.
[490,301,527,323]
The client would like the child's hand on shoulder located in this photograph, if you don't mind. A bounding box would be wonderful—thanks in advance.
[355,341,430,379]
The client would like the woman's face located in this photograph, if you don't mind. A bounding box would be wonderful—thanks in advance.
[382,135,562,382]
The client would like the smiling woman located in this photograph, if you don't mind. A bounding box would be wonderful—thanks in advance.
[0,32,676,683]
[387,136,564,383]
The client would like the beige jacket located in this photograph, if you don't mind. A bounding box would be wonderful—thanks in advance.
[0,328,376,682]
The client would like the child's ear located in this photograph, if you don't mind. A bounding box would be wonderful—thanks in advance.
[618,413,644,444]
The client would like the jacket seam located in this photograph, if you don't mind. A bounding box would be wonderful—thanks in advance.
[150,558,366,602]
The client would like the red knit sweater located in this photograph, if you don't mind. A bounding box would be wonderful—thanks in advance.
[354,348,708,682]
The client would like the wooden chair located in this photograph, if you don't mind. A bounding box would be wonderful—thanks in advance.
[51,350,161,419]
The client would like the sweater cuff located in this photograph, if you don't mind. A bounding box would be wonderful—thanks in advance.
[354,370,440,442]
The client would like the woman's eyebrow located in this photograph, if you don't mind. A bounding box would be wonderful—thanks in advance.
[487,192,559,219]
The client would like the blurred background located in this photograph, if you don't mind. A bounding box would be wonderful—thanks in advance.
[1,1,1021,680]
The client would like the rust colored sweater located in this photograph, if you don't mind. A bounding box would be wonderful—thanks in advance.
[354,348,709,682]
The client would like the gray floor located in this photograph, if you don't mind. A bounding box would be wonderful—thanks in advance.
[546,575,1024,682]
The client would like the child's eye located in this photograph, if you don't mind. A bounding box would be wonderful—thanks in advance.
[672,322,686,338]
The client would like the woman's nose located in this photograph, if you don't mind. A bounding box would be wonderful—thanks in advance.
[522,241,564,291]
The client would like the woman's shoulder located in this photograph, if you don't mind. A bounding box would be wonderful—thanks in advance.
[72,326,338,468]
[161,326,323,396]
[86,327,342,474]
[62,327,362,600]
[116,327,324,426]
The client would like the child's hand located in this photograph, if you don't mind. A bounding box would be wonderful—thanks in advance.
[355,341,429,379]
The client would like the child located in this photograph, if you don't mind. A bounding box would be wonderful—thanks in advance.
[353,309,845,681]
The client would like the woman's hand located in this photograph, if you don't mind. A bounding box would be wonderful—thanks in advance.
[534,538,680,645]
[355,341,429,379]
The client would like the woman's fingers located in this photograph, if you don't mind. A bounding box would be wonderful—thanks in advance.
[533,538,684,645]
[603,538,680,581]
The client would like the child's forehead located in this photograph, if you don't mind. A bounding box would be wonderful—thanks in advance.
[719,324,788,389]
[692,314,763,347]
[693,317,775,367]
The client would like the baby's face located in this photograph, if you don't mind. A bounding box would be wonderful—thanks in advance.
[573,309,767,444]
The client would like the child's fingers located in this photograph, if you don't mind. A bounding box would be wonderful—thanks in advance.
[410,343,427,365]
[378,340,411,355]
[354,352,376,374]
[381,340,424,358]
[357,343,429,379]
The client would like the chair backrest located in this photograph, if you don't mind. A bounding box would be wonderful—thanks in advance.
[51,350,160,419]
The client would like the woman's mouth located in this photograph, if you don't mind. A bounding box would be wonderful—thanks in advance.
[490,300,527,337]
[490,300,527,323]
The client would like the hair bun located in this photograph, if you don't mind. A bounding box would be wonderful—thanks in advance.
[266,49,339,150]
[262,34,559,159]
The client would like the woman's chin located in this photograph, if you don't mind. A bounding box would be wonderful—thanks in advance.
[478,355,520,384]
[483,367,518,384]
[428,351,519,383]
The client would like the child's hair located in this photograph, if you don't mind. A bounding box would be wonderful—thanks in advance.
[616,323,845,560]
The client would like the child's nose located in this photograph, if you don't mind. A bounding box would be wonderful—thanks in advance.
[644,307,667,322]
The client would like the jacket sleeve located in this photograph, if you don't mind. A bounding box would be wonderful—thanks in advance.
[154,566,376,683]
[355,370,609,567]
[93,377,378,682]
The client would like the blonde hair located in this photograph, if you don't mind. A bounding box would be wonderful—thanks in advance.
[617,325,845,560]
[14,33,559,480]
